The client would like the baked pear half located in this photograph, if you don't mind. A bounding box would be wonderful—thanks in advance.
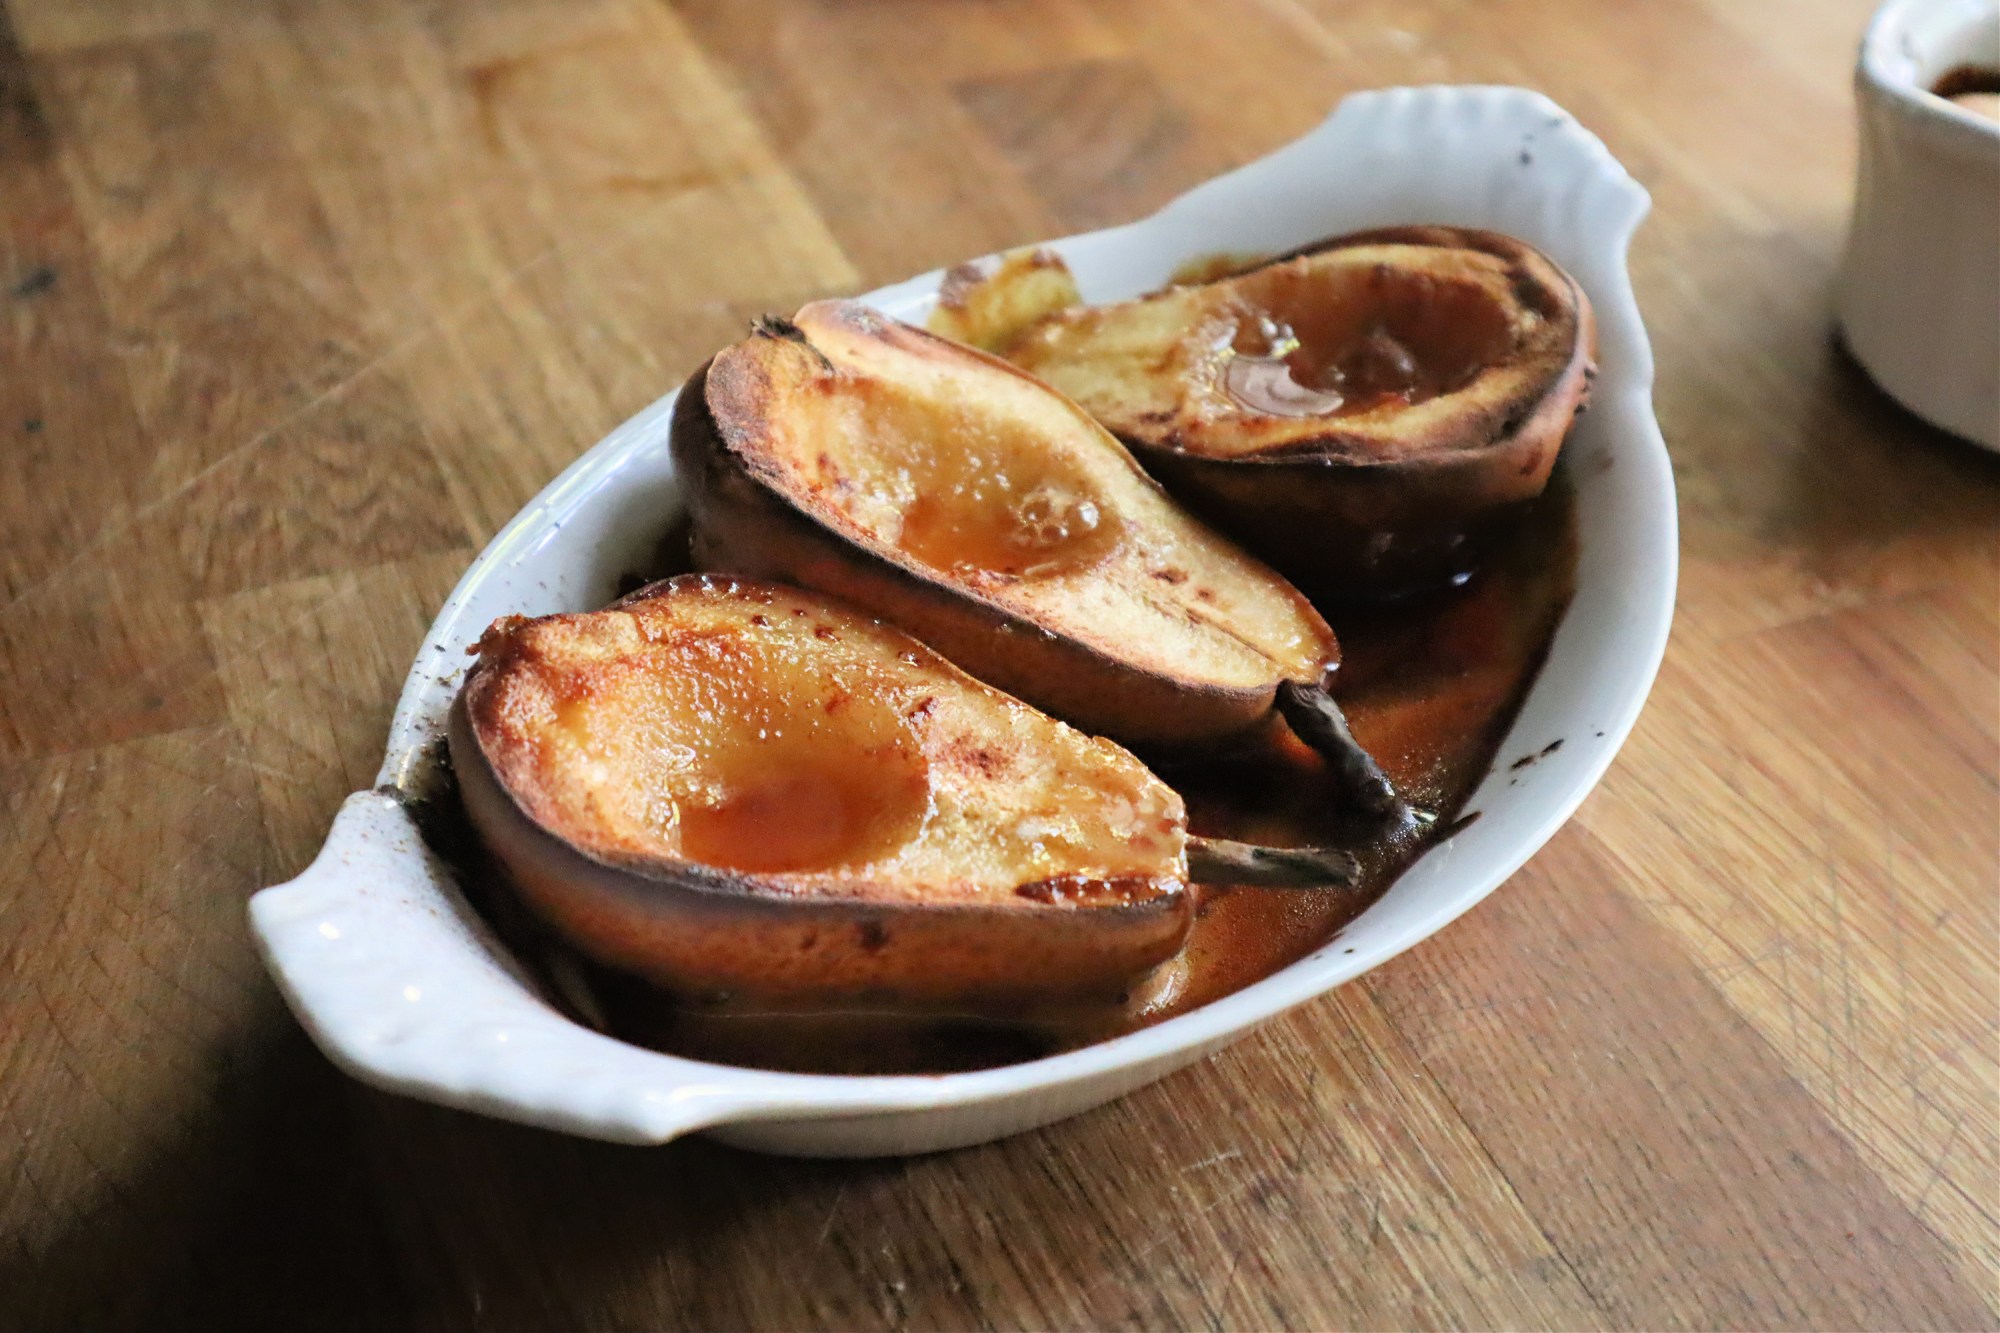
[940,227,1595,599]
[671,300,1401,817]
[450,576,1354,1014]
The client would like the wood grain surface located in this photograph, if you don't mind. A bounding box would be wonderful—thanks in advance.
[3,0,1996,1328]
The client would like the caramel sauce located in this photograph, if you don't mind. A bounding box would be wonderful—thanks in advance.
[1218,263,1513,420]
[1223,354,1351,417]
[431,474,1577,1075]
[831,391,1122,578]
[537,614,932,874]
[677,748,929,875]
[1154,474,1575,1014]
[894,471,1114,578]
[1223,322,1434,419]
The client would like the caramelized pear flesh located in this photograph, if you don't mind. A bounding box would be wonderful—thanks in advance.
[943,227,1595,599]
[672,301,1400,816]
[453,577,1195,1009]
[453,577,1356,1014]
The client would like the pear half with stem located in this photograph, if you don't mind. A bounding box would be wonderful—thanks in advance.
[670,300,1401,818]
[940,227,1595,600]
[450,576,1356,1016]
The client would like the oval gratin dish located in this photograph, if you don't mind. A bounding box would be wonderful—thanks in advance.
[249,85,1675,1157]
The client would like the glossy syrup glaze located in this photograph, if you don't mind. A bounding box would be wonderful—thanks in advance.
[433,474,1576,1075]
[471,592,936,875]
[819,381,1122,579]
[1215,259,1516,420]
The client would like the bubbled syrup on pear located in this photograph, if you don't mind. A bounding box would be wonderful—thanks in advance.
[896,468,1112,579]
[837,384,1123,579]
[1219,265,1516,419]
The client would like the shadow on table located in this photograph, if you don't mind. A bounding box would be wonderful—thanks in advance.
[2,1012,422,1331]
[1665,278,2000,587]
[1798,333,2000,532]
[0,1003,909,1331]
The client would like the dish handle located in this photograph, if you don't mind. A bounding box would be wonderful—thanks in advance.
[248,791,763,1144]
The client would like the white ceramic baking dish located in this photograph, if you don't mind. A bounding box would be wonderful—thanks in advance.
[250,85,1675,1157]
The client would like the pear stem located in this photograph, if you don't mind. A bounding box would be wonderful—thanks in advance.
[1186,836,1359,889]
[749,314,835,372]
[1275,680,1406,822]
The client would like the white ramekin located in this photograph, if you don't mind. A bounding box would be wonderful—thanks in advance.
[1839,0,2000,449]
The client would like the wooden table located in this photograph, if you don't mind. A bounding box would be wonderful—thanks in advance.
[4,0,1995,1327]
